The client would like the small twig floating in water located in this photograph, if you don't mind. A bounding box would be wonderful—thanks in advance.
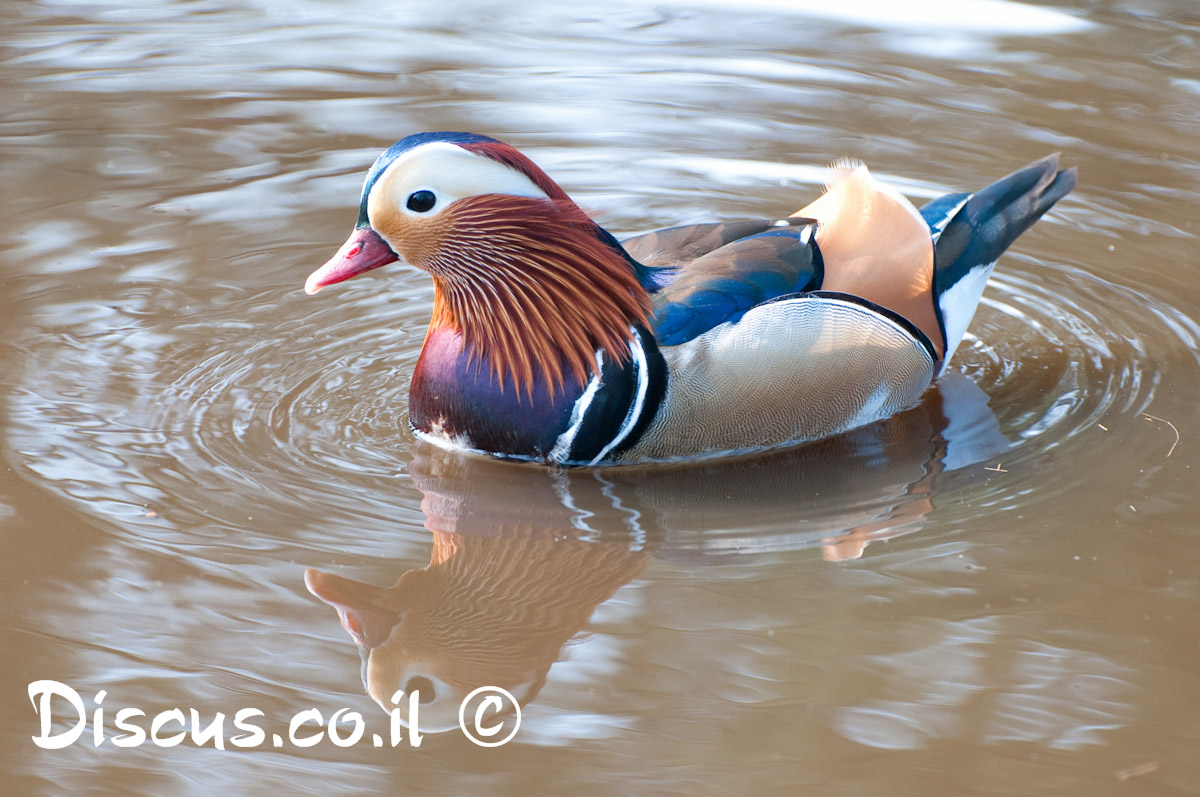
[1141,413,1180,458]
[1115,760,1159,781]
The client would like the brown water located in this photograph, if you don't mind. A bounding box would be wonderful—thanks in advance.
[4,0,1200,793]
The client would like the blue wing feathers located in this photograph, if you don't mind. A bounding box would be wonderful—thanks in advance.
[919,192,971,241]
[647,225,822,345]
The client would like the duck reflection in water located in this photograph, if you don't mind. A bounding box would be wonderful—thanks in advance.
[306,372,1010,731]
[306,536,645,732]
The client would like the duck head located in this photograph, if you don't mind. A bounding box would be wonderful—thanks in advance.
[306,132,651,396]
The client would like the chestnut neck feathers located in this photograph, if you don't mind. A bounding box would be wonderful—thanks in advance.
[424,194,651,397]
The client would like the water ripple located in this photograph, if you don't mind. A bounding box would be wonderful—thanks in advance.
[8,231,1196,559]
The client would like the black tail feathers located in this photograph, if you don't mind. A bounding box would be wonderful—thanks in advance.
[934,154,1077,283]
[926,154,1076,366]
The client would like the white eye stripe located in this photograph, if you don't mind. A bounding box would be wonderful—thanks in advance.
[369,142,549,224]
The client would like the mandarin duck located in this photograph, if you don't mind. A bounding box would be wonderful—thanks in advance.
[305,132,1075,466]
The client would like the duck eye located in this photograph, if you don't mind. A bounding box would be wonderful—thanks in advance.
[406,190,437,213]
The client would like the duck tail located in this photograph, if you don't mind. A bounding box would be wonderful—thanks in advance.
[923,154,1077,368]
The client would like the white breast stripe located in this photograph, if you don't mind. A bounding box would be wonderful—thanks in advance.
[588,327,650,465]
[549,350,605,463]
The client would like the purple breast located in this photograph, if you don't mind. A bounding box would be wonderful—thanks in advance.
[408,326,583,461]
